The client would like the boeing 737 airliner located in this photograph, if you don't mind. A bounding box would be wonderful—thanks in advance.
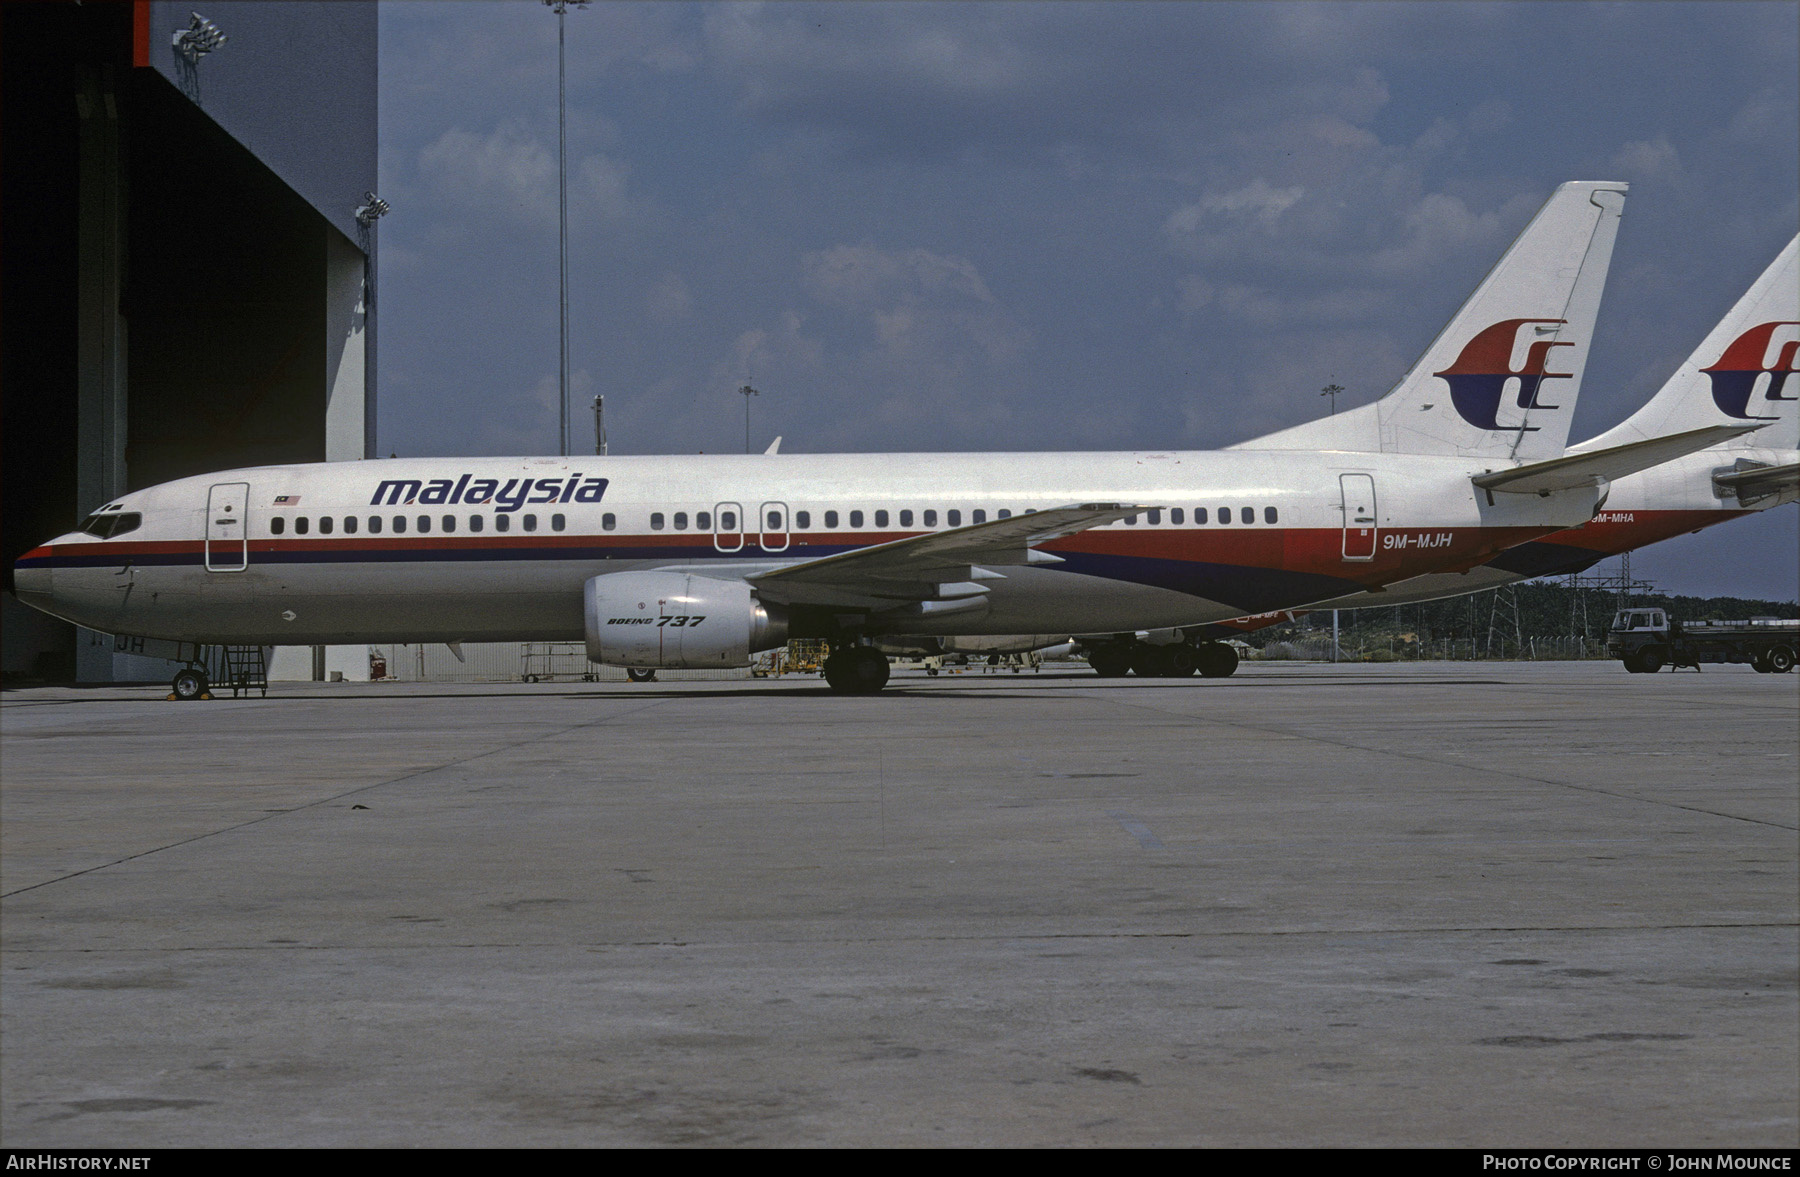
[12,181,1753,693]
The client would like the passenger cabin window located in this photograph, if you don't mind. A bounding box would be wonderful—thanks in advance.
[496,515,510,533]
[1216,508,1230,524]
[1124,515,1137,526]
[697,511,712,530]
[417,516,431,533]
[923,509,937,527]
[998,509,1011,519]
[1171,508,1184,525]
[442,515,455,532]
[469,515,483,532]
[368,516,382,534]
[948,509,961,527]
[602,513,616,531]
[393,516,406,533]
[874,510,888,528]
[319,516,333,535]
[767,510,783,530]
[523,515,538,532]
[343,516,358,534]
[825,510,839,528]
[651,513,665,531]
[899,509,913,527]
[796,511,811,529]
[849,510,864,528]
[720,511,736,530]
[972,509,986,524]
[1265,507,1278,524]
[296,517,310,535]
[271,517,286,536]
[1194,508,1207,524]
[1147,509,1161,525]
[674,512,688,530]
[1241,507,1254,524]
[552,514,565,532]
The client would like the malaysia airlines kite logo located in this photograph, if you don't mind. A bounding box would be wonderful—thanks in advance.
[1701,322,1799,420]
[1436,319,1573,432]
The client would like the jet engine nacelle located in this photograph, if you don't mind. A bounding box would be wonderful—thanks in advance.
[584,571,787,669]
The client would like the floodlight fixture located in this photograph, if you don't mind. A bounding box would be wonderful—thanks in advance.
[173,12,227,62]
[354,192,390,226]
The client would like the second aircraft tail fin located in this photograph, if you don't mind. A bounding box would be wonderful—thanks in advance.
[1572,235,1799,455]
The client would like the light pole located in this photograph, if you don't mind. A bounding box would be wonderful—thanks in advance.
[1321,382,1344,415]
[545,0,588,455]
[740,384,758,454]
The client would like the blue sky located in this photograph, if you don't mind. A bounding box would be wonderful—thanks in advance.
[375,1,1799,600]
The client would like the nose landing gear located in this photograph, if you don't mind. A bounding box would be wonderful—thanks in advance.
[171,667,210,700]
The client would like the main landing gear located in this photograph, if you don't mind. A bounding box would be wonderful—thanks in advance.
[823,645,890,694]
[1088,639,1238,679]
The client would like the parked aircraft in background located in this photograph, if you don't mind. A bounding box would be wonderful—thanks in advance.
[1061,237,1796,676]
[1247,234,1798,617]
[15,180,1749,694]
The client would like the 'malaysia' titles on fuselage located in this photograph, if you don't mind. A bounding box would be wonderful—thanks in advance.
[13,449,1604,646]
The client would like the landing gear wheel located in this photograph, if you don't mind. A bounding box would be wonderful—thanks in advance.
[824,647,890,694]
[1163,645,1198,677]
[1130,644,1171,677]
[626,667,658,683]
[1768,646,1796,674]
[172,668,208,700]
[1088,645,1132,678]
[1196,643,1239,678]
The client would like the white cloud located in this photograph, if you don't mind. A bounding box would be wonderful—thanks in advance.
[645,271,693,323]
[803,244,997,308]
[1609,135,1683,182]
[415,123,634,231]
[418,123,557,227]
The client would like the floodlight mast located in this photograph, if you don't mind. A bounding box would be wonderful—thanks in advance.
[545,0,590,457]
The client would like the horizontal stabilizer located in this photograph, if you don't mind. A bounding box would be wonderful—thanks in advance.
[1713,460,1799,494]
[1472,424,1761,494]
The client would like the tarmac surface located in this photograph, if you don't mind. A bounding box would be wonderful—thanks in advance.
[2,661,1796,1147]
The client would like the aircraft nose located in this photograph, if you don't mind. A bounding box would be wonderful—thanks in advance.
[13,549,56,611]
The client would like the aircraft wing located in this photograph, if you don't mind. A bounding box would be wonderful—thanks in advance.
[1471,425,1762,495]
[748,503,1146,609]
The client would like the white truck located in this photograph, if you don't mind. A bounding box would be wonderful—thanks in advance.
[1606,609,1799,674]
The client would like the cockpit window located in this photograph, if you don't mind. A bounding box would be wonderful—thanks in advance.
[78,512,142,539]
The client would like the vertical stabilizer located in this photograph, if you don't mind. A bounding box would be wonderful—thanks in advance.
[1573,236,1799,454]
[1234,181,1628,459]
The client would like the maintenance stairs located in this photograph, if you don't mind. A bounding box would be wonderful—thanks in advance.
[219,645,268,697]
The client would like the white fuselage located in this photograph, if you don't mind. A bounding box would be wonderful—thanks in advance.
[15,449,1603,646]
[1304,446,1799,611]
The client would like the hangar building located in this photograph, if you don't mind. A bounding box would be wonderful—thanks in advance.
[2,0,379,684]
